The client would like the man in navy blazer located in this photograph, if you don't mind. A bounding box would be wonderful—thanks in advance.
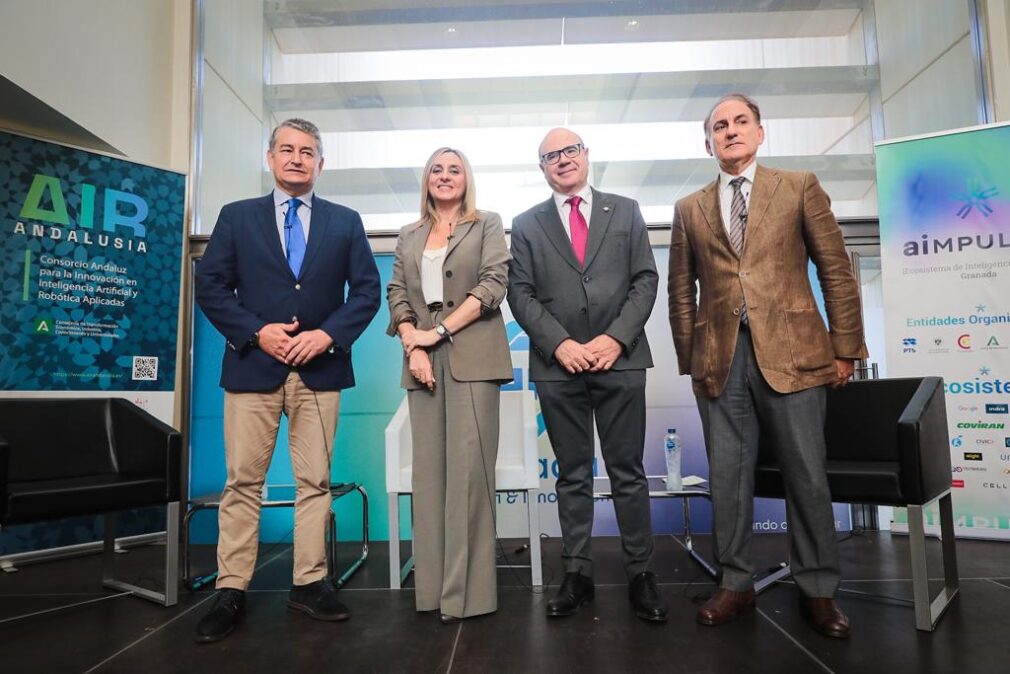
[194,118,380,642]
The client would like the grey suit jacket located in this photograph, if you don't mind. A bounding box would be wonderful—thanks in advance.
[386,210,514,390]
[507,188,658,382]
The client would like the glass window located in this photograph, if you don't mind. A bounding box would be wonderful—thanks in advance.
[194,1,984,234]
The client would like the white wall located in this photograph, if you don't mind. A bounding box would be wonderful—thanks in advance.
[984,0,1010,121]
[0,0,191,172]
[875,0,980,139]
[197,0,265,232]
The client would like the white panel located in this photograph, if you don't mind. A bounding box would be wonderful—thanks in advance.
[271,37,856,85]
[881,37,979,140]
[273,18,562,53]
[270,9,861,53]
[278,93,869,133]
[0,0,182,169]
[316,118,859,171]
[567,10,861,44]
[199,67,265,234]
[762,117,856,156]
[825,115,873,155]
[875,0,971,100]
[205,0,265,117]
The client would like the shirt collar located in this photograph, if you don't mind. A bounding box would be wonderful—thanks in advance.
[552,184,593,213]
[718,161,757,190]
[273,187,314,209]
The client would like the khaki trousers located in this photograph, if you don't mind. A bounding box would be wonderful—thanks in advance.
[216,371,340,590]
[408,341,500,618]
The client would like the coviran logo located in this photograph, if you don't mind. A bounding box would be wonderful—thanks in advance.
[956,421,1005,429]
[952,479,965,488]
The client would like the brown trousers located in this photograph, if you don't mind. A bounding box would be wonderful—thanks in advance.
[216,372,340,590]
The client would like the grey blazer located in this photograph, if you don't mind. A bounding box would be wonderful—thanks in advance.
[507,189,658,382]
[387,210,514,390]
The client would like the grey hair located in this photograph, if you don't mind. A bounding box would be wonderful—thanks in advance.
[269,118,324,156]
[703,93,762,138]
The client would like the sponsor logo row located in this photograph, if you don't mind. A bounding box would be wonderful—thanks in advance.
[902,334,1006,353]
[951,479,1008,489]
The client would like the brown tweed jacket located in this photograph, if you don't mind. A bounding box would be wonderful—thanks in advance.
[668,164,868,398]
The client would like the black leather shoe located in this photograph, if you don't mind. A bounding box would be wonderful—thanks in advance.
[288,579,350,621]
[546,572,594,617]
[629,571,668,622]
[195,589,245,643]
[439,614,462,624]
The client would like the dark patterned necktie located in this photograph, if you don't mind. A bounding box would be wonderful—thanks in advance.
[729,177,748,324]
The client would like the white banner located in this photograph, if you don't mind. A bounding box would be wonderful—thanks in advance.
[877,122,1010,539]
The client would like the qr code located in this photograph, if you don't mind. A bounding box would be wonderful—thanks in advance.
[132,356,159,381]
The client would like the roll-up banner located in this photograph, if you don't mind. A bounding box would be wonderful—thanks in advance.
[877,122,1010,539]
[0,130,185,425]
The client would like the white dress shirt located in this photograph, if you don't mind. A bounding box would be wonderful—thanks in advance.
[273,188,313,254]
[552,184,593,241]
[717,161,757,238]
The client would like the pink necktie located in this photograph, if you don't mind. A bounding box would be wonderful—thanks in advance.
[566,196,588,266]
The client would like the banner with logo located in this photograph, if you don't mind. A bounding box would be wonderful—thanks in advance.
[0,130,185,424]
[877,122,1010,539]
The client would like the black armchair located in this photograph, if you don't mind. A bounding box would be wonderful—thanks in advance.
[0,398,181,607]
[754,377,958,631]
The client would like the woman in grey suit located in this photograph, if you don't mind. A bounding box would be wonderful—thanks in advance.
[386,147,513,623]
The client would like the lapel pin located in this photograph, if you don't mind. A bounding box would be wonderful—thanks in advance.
[603,206,611,212]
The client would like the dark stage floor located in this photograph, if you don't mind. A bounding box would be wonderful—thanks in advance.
[1,531,1008,673]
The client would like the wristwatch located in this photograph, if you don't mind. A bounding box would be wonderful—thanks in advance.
[435,322,453,343]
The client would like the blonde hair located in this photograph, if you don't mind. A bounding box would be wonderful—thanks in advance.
[415,147,479,228]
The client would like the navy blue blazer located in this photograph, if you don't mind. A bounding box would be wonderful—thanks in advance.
[195,194,381,392]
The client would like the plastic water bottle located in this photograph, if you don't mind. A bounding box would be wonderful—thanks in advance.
[664,428,682,491]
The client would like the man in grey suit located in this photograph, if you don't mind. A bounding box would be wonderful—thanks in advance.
[508,128,666,622]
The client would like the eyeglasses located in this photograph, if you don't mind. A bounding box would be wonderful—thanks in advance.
[539,143,584,165]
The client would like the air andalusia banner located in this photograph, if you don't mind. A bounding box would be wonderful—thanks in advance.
[0,130,184,421]
[877,122,1010,540]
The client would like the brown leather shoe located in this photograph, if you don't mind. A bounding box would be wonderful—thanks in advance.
[800,597,850,638]
[696,588,756,626]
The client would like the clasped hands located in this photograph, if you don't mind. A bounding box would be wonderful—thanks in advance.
[399,324,437,391]
[554,335,622,374]
[256,320,333,367]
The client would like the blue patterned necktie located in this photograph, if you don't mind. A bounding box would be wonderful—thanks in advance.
[285,197,306,277]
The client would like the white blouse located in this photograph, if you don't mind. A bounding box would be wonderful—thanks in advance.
[421,245,447,305]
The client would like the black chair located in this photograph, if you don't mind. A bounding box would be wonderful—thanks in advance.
[753,377,958,631]
[0,398,181,609]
